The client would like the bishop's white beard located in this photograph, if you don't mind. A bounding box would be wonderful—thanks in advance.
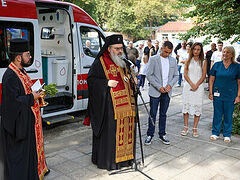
[110,51,126,68]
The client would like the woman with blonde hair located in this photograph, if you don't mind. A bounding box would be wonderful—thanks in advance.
[209,46,240,142]
[181,42,207,137]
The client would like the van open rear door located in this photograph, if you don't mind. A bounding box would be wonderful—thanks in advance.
[76,24,105,110]
[36,1,75,117]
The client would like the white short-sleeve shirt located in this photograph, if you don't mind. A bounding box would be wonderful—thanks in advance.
[211,50,222,64]
[177,48,188,66]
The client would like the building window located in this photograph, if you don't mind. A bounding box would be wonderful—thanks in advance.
[162,34,168,40]
[172,34,176,39]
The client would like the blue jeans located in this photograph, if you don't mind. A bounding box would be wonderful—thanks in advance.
[136,60,141,73]
[138,75,146,88]
[212,99,235,137]
[177,65,182,86]
[147,93,170,137]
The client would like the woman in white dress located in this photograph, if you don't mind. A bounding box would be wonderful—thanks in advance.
[181,42,207,137]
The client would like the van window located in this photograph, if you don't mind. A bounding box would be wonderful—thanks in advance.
[80,27,104,58]
[41,27,55,39]
[0,21,34,68]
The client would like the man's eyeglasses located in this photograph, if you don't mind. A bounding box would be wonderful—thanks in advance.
[22,53,31,58]
[113,47,123,51]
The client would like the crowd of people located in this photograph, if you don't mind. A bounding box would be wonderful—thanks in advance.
[0,35,239,179]
[105,35,239,169]
[125,38,240,145]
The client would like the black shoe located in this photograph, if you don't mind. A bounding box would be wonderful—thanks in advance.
[159,135,170,145]
[144,136,152,145]
[45,169,50,176]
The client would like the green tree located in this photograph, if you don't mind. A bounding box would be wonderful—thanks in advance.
[106,1,137,34]
[60,0,97,19]
[233,104,240,135]
[134,1,166,29]
[61,0,184,39]
[177,0,240,43]
[94,0,112,27]
[133,0,182,39]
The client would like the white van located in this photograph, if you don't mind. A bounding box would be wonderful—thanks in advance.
[0,0,106,124]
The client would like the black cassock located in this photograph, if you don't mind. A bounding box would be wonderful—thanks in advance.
[0,68,39,180]
[87,58,133,171]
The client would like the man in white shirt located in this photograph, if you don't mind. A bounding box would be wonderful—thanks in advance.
[211,41,223,68]
[136,42,144,72]
[176,41,187,87]
[144,41,178,145]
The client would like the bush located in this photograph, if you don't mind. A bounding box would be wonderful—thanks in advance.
[233,103,240,135]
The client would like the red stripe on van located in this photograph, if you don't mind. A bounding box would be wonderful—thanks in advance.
[38,0,98,25]
[77,74,88,90]
[1,1,98,26]
[0,0,37,19]
[72,5,97,26]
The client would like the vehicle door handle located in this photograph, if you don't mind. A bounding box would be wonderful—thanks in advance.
[26,69,38,73]
[83,65,92,69]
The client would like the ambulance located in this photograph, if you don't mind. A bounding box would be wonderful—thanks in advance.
[0,0,106,124]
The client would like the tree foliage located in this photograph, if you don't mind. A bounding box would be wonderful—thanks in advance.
[177,0,240,43]
[105,1,138,35]
[61,0,183,39]
[134,1,166,28]
[233,103,240,135]
[62,0,97,19]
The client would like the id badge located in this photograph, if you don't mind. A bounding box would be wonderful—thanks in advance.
[214,92,220,97]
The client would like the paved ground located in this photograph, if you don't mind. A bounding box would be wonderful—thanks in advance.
[43,83,240,180]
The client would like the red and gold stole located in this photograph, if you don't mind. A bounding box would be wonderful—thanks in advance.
[100,51,136,163]
[9,63,48,180]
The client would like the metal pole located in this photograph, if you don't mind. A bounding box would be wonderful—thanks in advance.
[110,59,154,180]
[134,93,144,166]
[137,111,144,167]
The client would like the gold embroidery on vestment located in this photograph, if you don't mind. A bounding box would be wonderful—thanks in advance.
[108,64,119,77]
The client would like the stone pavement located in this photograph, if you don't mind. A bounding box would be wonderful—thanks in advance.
[44,83,240,180]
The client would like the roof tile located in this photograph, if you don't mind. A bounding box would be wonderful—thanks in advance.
[157,21,194,32]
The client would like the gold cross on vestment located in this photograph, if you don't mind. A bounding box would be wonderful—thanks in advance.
[108,65,119,77]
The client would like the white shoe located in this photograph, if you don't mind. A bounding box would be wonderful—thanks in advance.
[224,137,231,143]
[210,135,219,141]
[144,136,152,145]
[181,126,189,136]
[192,128,199,138]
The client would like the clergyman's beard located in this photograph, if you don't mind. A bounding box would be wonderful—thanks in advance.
[20,57,31,67]
[110,51,126,68]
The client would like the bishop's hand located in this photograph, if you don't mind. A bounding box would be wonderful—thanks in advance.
[108,80,119,88]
